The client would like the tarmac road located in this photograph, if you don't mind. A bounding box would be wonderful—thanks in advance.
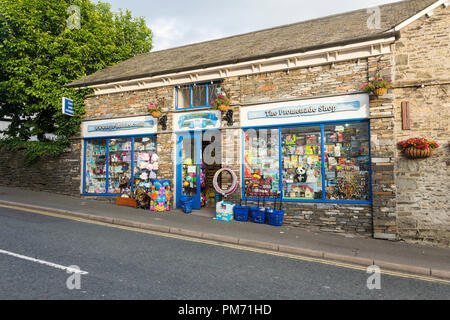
[0,205,449,300]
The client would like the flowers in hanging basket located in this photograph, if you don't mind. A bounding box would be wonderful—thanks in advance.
[397,137,439,159]
[397,137,439,151]
[147,103,162,117]
[211,93,230,112]
[361,74,392,95]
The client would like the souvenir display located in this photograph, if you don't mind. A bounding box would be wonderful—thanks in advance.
[243,129,280,198]
[324,123,370,200]
[281,127,322,199]
[133,136,158,192]
[181,157,197,197]
[108,138,132,194]
[84,140,107,194]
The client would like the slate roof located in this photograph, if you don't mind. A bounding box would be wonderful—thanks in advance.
[66,0,437,88]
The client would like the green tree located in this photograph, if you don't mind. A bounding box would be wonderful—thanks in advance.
[0,0,152,161]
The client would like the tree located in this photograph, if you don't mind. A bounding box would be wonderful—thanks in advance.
[0,0,152,160]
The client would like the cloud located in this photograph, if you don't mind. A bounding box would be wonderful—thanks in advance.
[149,17,226,51]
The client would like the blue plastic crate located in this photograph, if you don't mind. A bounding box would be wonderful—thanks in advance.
[251,207,266,224]
[267,210,285,226]
[233,205,250,221]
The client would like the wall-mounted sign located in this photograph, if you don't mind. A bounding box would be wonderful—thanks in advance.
[173,110,221,132]
[82,115,157,138]
[62,97,74,116]
[87,120,154,132]
[240,93,369,127]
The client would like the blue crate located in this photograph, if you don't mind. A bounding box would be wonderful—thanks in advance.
[233,205,250,221]
[267,210,285,226]
[251,207,266,224]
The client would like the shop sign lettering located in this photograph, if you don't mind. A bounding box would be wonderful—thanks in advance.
[87,120,154,132]
[178,112,218,129]
[248,101,360,120]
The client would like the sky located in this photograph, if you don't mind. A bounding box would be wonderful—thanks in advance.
[100,0,400,52]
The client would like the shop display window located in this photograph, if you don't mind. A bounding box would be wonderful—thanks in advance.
[84,139,107,194]
[84,135,158,195]
[242,121,371,203]
[281,126,322,200]
[108,138,132,194]
[243,128,280,199]
[133,136,158,192]
[324,123,370,201]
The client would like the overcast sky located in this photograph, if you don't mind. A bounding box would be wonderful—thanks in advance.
[101,0,400,52]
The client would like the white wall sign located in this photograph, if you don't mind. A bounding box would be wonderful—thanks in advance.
[173,110,221,132]
[240,94,369,127]
[82,115,157,138]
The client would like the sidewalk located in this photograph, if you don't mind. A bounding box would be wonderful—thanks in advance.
[0,186,449,280]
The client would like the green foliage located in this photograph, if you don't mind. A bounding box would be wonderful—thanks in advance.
[0,0,153,161]
[0,137,66,165]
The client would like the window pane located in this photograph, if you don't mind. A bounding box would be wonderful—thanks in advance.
[108,138,132,194]
[208,83,220,105]
[281,126,322,200]
[133,136,157,192]
[177,87,190,108]
[243,129,280,198]
[324,122,370,201]
[84,140,107,194]
[192,85,206,107]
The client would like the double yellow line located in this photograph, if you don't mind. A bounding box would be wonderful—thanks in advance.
[1,203,449,285]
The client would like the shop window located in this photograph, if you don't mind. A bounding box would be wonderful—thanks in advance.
[176,81,221,109]
[324,123,370,201]
[84,139,107,194]
[241,121,371,203]
[281,126,322,200]
[243,129,280,199]
[108,138,132,194]
[133,136,158,191]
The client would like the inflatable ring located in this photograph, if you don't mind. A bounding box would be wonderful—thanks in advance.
[213,168,238,197]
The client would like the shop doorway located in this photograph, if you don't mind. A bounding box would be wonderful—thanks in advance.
[176,130,222,211]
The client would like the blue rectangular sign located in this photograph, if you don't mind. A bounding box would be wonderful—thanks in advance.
[62,97,74,116]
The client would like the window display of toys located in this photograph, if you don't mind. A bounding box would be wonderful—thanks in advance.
[281,128,322,200]
[134,136,158,192]
[85,140,107,194]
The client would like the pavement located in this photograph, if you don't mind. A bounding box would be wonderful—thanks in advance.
[0,186,449,280]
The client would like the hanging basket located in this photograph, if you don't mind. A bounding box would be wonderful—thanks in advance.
[217,104,229,112]
[403,147,434,159]
[372,88,388,96]
[151,110,162,118]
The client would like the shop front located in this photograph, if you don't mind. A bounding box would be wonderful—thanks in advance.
[174,110,222,210]
[240,93,371,205]
[81,115,159,196]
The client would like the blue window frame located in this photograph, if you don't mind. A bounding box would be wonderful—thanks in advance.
[241,119,372,204]
[175,81,221,110]
[82,134,157,196]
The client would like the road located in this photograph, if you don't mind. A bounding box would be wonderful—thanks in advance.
[0,205,449,300]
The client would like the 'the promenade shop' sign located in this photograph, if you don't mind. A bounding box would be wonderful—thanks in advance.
[240,93,369,127]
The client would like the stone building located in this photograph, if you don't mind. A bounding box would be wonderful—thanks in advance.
[2,0,449,245]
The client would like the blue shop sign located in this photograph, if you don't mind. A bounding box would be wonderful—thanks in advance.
[87,120,154,132]
[177,112,219,130]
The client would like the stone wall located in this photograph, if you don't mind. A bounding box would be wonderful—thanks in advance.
[392,4,450,245]
[0,141,82,196]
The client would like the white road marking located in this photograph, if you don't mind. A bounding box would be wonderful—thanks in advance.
[0,249,88,275]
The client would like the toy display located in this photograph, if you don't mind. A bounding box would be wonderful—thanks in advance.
[133,136,158,192]
[243,129,280,198]
[281,127,322,199]
[148,180,171,211]
[84,140,107,194]
[324,123,370,200]
[108,138,132,194]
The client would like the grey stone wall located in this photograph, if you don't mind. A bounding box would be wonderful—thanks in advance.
[0,141,82,196]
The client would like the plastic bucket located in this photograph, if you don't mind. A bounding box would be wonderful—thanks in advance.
[233,205,250,222]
